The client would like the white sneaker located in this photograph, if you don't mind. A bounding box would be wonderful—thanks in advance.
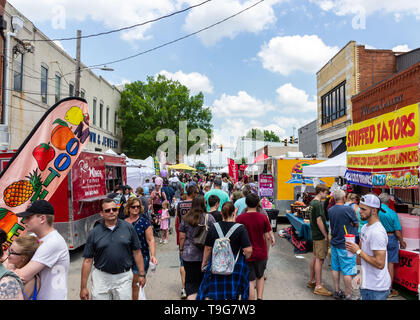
[159,239,163,244]
[181,288,187,299]
[164,240,168,244]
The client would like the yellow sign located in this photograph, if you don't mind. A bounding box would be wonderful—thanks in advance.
[347,145,419,169]
[346,103,419,152]
[275,159,334,200]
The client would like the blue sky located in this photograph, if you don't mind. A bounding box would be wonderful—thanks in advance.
[8,0,420,159]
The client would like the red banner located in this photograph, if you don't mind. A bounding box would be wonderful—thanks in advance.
[0,97,90,249]
[394,250,419,292]
[228,158,238,183]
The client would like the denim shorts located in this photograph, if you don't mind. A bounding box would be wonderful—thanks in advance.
[179,248,184,267]
[132,254,150,275]
[331,246,357,276]
[360,288,390,300]
[387,234,399,263]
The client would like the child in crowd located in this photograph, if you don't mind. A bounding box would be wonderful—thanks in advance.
[160,200,170,244]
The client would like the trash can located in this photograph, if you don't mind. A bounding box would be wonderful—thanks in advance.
[266,209,279,232]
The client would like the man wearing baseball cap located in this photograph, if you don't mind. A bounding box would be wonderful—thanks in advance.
[14,200,70,300]
[345,194,391,300]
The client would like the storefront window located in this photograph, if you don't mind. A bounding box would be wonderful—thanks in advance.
[93,98,97,125]
[13,52,23,92]
[41,65,48,104]
[55,74,61,103]
[321,81,346,125]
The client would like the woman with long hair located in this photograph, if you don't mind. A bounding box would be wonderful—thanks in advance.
[124,197,158,300]
[179,195,216,300]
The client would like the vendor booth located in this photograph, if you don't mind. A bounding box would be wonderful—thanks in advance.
[126,156,155,191]
[168,163,197,171]
[302,151,347,178]
[345,103,420,294]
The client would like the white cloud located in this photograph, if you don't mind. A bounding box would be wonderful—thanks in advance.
[53,40,65,51]
[182,0,284,46]
[157,70,213,95]
[211,91,275,118]
[9,0,182,41]
[258,34,339,75]
[9,0,285,44]
[392,44,410,52]
[273,116,314,131]
[276,83,317,113]
[310,0,420,19]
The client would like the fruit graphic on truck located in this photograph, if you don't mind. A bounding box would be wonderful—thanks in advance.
[33,143,55,171]
[3,170,43,207]
[51,119,75,150]
[0,208,18,234]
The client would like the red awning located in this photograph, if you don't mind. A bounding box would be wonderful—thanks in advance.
[254,153,269,163]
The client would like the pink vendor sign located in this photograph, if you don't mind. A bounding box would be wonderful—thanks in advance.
[0,97,90,249]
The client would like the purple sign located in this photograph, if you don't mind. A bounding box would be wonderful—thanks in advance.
[259,174,274,197]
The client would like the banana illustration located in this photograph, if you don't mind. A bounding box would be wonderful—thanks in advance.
[65,106,84,125]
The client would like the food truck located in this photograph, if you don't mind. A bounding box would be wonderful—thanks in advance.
[271,157,335,216]
[0,150,127,250]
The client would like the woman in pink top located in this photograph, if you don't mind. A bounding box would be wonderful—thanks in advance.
[160,201,170,244]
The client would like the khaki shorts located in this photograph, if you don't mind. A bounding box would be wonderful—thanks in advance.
[313,239,328,260]
[91,268,133,300]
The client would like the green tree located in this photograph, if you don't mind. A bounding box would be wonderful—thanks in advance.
[263,130,281,142]
[245,128,280,142]
[118,75,212,160]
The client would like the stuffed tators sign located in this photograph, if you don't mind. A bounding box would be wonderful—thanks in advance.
[346,103,419,152]
[0,97,89,249]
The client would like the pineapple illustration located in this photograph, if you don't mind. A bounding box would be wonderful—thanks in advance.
[3,170,43,207]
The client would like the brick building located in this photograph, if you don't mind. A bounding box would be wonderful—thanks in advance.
[316,41,403,158]
[352,52,420,124]
[350,48,420,204]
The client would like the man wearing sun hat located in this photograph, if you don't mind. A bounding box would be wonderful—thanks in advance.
[14,200,70,300]
[345,193,391,300]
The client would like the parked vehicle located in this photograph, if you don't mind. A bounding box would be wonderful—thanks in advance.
[0,150,127,250]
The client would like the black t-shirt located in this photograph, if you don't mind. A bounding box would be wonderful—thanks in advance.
[209,210,222,222]
[83,219,141,274]
[204,221,251,256]
[177,200,193,220]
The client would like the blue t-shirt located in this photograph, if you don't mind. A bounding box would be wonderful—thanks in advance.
[379,203,402,233]
[328,205,358,250]
[234,198,248,216]
[204,189,230,212]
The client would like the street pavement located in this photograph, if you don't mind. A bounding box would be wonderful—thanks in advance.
[67,219,406,300]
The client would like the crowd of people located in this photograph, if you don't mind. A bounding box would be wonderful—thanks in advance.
[307,184,406,300]
[0,172,275,301]
[0,170,409,301]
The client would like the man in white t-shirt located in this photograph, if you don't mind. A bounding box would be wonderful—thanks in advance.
[15,200,70,300]
[346,194,391,300]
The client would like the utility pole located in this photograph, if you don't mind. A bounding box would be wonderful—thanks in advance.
[74,30,81,97]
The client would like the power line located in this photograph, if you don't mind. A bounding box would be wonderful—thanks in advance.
[87,0,265,68]
[21,0,212,42]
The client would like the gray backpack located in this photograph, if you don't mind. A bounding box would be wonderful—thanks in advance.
[211,223,242,275]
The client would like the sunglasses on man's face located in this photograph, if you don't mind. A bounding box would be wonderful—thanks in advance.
[103,208,119,213]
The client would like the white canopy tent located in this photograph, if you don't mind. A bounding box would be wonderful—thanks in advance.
[126,156,155,191]
[244,164,264,175]
[302,151,347,178]
[218,166,229,174]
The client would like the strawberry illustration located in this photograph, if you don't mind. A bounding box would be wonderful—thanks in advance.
[33,143,55,171]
